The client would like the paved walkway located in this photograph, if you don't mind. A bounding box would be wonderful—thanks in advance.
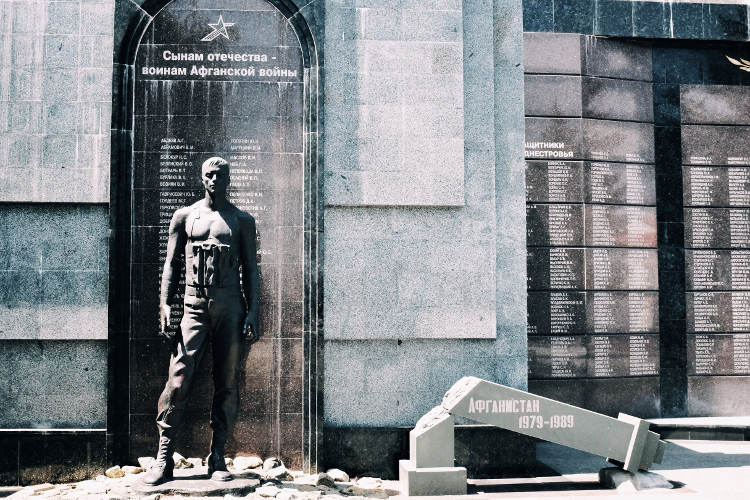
[398,440,750,500]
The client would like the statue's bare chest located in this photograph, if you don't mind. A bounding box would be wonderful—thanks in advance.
[187,209,239,246]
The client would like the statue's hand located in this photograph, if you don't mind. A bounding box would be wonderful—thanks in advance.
[159,304,175,338]
[244,313,260,343]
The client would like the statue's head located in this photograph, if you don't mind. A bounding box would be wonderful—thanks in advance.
[201,156,230,198]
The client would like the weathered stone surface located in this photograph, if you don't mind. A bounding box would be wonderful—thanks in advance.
[599,467,673,490]
[263,457,283,471]
[132,468,261,497]
[326,468,349,483]
[264,465,292,481]
[398,460,467,497]
[121,465,144,475]
[233,455,263,470]
[105,466,125,479]
[172,452,192,469]
[315,472,335,488]
[256,484,282,497]
[186,458,202,468]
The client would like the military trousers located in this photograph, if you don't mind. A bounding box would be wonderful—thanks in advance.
[156,286,246,448]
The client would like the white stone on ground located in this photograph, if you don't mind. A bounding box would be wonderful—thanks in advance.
[599,467,673,490]
[186,457,203,468]
[121,465,144,475]
[263,457,283,470]
[326,468,349,482]
[265,465,292,481]
[105,466,125,478]
[256,484,282,497]
[234,455,264,470]
[172,452,193,469]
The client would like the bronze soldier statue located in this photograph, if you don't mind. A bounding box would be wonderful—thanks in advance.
[142,156,260,485]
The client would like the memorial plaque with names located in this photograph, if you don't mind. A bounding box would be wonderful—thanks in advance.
[682,125,750,166]
[527,247,586,290]
[582,119,654,164]
[686,250,750,290]
[584,248,659,290]
[131,0,305,464]
[524,35,659,418]
[688,334,750,375]
[526,161,584,203]
[685,208,750,248]
[528,334,659,379]
[583,205,657,248]
[683,166,750,207]
[584,162,656,205]
[527,204,584,247]
[528,291,659,335]
[687,291,750,333]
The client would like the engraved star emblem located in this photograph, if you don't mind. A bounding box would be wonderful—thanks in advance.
[201,15,235,42]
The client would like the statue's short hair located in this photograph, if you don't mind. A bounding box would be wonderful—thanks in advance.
[202,156,230,170]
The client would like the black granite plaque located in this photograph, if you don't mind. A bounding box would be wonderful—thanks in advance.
[584,205,657,248]
[528,291,659,335]
[586,334,660,378]
[687,334,750,375]
[582,77,654,122]
[685,250,750,290]
[527,204,584,247]
[582,119,655,164]
[681,85,750,126]
[686,291,750,332]
[527,247,586,290]
[685,208,750,248]
[584,248,659,290]
[525,118,582,160]
[132,0,304,464]
[528,334,659,379]
[682,125,750,166]
[530,378,660,418]
[688,376,750,416]
[524,75,582,117]
[528,335,588,379]
[586,291,659,334]
[523,32,582,75]
[526,161,585,203]
[584,162,656,205]
[528,291,586,335]
[581,38,652,82]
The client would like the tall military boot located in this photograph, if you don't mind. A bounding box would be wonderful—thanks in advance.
[141,435,175,485]
[206,436,232,482]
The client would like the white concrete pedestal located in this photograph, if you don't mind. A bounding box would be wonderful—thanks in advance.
[398,460,467,496]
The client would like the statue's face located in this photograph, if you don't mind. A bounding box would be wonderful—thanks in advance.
[202,163,230,197]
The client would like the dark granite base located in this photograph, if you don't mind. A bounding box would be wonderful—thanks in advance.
[132,467,260,497]
[322,425,536,480]
[0,430,106,487]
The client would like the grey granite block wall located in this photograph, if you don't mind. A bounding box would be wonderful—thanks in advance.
[323,0,465,206]
[0,204,108,340]
[324,0,527,425]
[0,340,106,428]
[0,0,113,202]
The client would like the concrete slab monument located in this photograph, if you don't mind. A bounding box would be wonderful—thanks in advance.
[400,376,667,496]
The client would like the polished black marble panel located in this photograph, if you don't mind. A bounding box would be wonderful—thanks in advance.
[584,162,656,205]
[526,160,585,203]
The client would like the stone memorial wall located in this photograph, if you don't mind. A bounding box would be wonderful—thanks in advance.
[131,0,305,466]
[682,84,750,415]
[524,33,660,417]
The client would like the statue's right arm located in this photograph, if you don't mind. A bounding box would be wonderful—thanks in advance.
[159,208,188,334]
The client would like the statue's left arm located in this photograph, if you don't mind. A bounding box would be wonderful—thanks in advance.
[240,212,261,341]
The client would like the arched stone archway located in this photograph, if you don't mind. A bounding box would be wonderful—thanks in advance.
[108,0,321,471]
